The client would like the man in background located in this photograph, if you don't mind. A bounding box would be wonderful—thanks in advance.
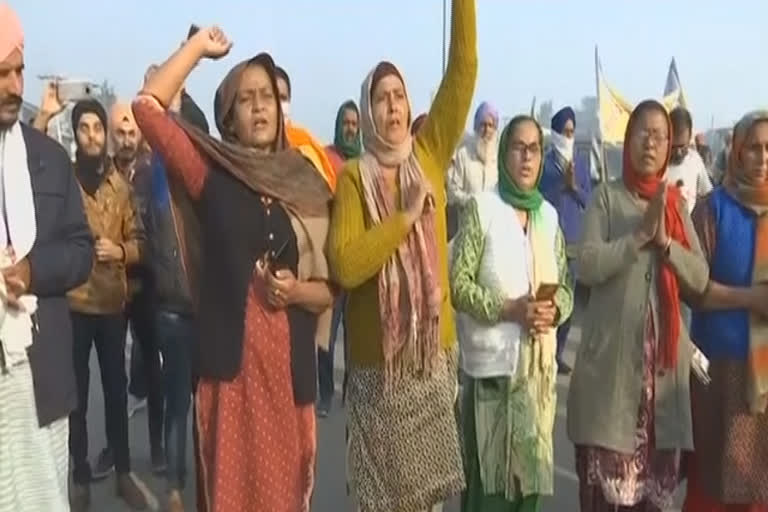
[66,99,151,511]
[91,103,165,482]
[667,107,713,214]
[540,107,592,375]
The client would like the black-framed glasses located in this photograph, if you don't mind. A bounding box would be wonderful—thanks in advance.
[510,142,541,156]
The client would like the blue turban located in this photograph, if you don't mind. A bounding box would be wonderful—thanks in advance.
[551,107,576,135]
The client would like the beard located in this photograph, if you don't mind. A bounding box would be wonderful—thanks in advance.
[117,145,138,162]
[474,134,498,165]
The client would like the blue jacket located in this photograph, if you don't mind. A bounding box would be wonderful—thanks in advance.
[540,149,592,252]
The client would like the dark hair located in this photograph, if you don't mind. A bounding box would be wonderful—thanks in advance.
[275,66,291,99]
[371,61,403,97]
[670,107,693,135]
[505,115,543,147]
[411,113,427,135]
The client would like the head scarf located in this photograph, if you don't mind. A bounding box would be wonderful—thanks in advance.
[724,110,768,213]
[175,53,331,217]
[725,111,768,413]
[622,100,689,370]
[0,4,23,62]
[332,100,362,160]
[474,101,499,134]
[497,115,544,211]
[358,61,441,385]
[72,99,110,196]
[551,107,576,135]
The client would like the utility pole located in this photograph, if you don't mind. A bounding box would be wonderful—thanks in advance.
[442,0,447,76]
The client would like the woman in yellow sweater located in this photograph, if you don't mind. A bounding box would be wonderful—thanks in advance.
[328,0,477,510]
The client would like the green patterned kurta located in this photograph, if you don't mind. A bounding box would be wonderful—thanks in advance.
[451,198,573,512]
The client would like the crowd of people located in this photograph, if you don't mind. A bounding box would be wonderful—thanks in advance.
[0,1,765,511]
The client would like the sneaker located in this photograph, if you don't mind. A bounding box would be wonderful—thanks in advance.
[69,483,91,512]
[116,472,152,510]
[167,489,185,512]
[91,447,115,481]
[557,360,572,376]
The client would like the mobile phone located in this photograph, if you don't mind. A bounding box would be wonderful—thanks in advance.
[187,24,200,40]
[57,81,94,103]
[535,283,559,301]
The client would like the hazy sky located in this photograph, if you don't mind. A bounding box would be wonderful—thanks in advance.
[11,0,764,142]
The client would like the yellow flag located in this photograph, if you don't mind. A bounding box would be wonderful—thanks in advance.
[596,48,633,144]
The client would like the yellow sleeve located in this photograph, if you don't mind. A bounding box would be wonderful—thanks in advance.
[328,166,412,290]
[414,0,478,183]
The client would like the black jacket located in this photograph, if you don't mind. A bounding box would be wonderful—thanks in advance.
[22,124,93,427]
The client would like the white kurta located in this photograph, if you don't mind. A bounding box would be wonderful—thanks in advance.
[0,363,69,512]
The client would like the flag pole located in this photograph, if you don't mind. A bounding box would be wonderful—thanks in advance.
[595,46,608,182]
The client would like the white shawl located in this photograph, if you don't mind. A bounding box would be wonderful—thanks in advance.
[0,122,38,366]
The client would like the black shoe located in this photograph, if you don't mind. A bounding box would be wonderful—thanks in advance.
[91,447,115,481]
[557,361,572,375]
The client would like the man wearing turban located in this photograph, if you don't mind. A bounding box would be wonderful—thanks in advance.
[0,4,94,510]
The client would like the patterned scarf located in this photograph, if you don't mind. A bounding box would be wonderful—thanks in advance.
[725,110,768,413]
[622,100,689,370]
[358,63,441,385]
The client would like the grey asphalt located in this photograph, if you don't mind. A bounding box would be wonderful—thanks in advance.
[85,325,682,511]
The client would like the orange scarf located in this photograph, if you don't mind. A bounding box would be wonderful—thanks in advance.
[622,101,689,369]
[285,122,337,192]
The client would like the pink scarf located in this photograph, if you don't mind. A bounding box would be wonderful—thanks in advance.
[358,64,442,385]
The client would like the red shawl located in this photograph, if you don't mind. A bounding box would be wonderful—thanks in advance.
[622,101,689,369]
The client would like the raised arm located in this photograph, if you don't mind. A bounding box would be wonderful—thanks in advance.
[134,26,232,199]
[577,184,643,286]
[328,169,421,290]
[414,0,478,181]
[450,198,505,324]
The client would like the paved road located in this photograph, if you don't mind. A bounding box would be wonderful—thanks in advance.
[86,324,682,511]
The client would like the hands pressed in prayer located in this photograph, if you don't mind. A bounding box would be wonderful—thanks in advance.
[635,182,666,247]
[1,258,31,309]
[502,295,557,335]
[95,238,124,263]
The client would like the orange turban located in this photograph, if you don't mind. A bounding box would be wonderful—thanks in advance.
[0,3,24,62]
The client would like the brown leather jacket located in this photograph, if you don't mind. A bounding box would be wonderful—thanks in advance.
[67,164,145,314]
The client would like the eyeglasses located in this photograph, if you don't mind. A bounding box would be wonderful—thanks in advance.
[633,131,669,146]
[510,142,541,156]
